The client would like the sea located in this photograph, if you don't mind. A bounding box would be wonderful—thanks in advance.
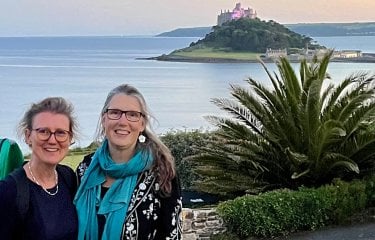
[0,35,374,153]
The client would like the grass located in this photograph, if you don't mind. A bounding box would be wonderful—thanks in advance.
[170,47,261,60]
[61,153,86,170]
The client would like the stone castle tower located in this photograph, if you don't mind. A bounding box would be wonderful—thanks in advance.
[217,3,257,26]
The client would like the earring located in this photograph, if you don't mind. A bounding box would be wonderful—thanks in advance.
[138,134,146,143]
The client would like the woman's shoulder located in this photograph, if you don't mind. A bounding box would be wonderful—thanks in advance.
[57,164,76,182]
[0,169,21,202]
[56,164,77,193]
[0,170,21,229]
[76,152,95,179]
[138,169,181,197]
[81,152,95,165]
[57,164,74,173]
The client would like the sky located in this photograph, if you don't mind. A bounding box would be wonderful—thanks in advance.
[0,0,374,36]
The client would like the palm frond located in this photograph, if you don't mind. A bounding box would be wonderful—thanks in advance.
[278,56,302,100]
[191,51,375,197]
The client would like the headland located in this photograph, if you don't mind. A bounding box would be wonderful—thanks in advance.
[146,3,375,64]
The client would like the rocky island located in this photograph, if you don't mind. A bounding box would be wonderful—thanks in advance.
[146,3,375,64]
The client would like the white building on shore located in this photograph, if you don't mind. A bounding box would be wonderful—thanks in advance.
[265,48,287,58]
[333,50,362,58]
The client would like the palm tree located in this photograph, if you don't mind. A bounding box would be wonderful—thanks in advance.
[191,51,375,197]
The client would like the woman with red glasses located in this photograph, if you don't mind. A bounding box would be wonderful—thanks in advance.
[0,97,78,239]
[74,84,182,240]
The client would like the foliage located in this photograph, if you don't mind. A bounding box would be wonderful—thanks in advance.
[329,179,368,224]
[160,129,212,190]
[190,18,321,52]
[191,51,375,197]
[216,178,369,238]
[68,141,98,155]
[363,174,375,207]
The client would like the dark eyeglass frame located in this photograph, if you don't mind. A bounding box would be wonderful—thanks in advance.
[32,128,72,143]
[105,108,144,122]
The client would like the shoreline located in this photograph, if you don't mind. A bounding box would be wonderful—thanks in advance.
[140,53,375,64]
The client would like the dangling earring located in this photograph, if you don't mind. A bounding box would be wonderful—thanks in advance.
[138,133,146,143]
[25,139,32,147]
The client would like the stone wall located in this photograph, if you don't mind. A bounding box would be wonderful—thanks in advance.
[182,207,226,240]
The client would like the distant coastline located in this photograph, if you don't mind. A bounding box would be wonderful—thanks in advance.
[156,22,375,38]
[152,22,375,64]
[142,53,375,64]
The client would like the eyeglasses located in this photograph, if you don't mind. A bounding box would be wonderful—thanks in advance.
[105,109,144,122]
[32,128,72,143]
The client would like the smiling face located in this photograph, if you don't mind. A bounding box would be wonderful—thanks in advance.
[26,112,72,166]
[102,93,145,153]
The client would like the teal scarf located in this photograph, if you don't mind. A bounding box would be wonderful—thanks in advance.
[74,139,153,240]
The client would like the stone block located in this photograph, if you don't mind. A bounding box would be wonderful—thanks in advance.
[183,219,192,232]
[182,233,197,240]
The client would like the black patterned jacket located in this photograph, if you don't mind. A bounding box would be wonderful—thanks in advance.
[76,154,183,240]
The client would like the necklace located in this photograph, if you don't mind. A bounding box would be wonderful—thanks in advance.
[28,162,59,196]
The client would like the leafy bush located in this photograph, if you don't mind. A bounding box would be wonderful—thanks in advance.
[329,179,367,223]
[364,174,375,207]
[160,129,212,190]
[216,178,369,238]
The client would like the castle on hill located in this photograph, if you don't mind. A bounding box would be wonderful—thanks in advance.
[217,3,257,26]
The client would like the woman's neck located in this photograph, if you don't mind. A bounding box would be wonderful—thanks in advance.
[25,160,57,189]
[108,145,136,163]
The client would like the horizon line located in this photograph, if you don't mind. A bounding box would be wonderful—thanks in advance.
[1,21,374,38]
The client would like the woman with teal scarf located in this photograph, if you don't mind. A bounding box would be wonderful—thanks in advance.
[74,84,182,240]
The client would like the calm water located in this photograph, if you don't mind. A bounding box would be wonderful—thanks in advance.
[0,36,374,152]
[314,36,375,53]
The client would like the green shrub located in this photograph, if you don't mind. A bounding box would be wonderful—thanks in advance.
[364,174,375,207]
[217,179,369,238]
[160,129,212,190]
[329,179,367,223]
